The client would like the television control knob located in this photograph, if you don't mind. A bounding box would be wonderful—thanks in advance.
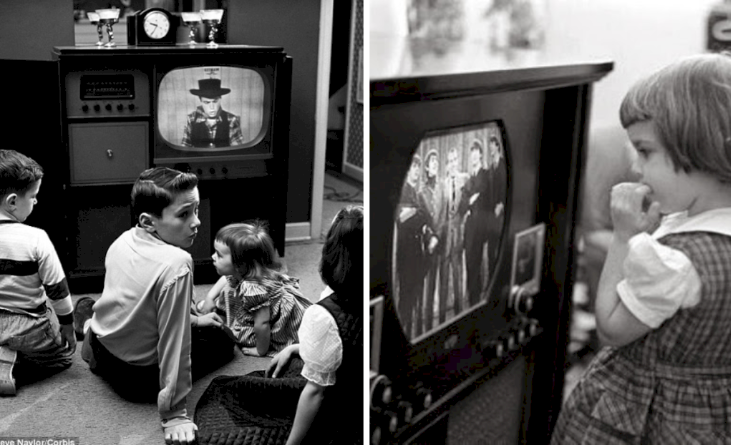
[197,169,203,176]
[415,386,432,409]
[384,410,399,433]
[82,104,89,112]
[371,426,382,445]
[117,103,123,111]
[517,328,527,344]
[105,103,112,111]
[209,167,216,175]
[128,103,135,110]
[506,334,517,351]
[397,400,413,424]
[93,104,100,112]
[221,166,228,174]
[529,319,540,337]
[370,375,393,408]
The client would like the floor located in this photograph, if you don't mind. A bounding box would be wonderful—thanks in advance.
[0,171,362,445]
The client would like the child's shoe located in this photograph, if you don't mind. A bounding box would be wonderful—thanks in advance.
[0,346,17,396]
[73,296,95,341]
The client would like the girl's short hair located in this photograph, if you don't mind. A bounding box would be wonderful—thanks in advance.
[620,53,731,183]
[215,221,282,280]
[131,167,199,220]
[320,205,363,296]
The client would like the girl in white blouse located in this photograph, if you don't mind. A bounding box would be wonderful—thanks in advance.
[268,205,363,444]
[553,53,731,444]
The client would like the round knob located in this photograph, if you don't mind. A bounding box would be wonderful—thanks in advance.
[93,104,100,112]
[397,401,413,424]
[370,375,393,409]
[117,103,123,111]
[82,104,89,112]
[105,104,112,111]
[416,387,432,409]
[221,166,228,174]
[517,328,527,344]
[197,169,203,176]
[529,319,540,337]
[494,340,505,359]
[209,167,216,175]
[385,410,399,433]
[506,334,517,351]
[128,103,135,110]
[106,149,114,158]
[371,426,382,445]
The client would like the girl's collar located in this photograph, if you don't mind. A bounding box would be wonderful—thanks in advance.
[654,207,731,239]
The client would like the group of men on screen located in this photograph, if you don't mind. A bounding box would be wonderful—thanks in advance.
[396,135,506,339]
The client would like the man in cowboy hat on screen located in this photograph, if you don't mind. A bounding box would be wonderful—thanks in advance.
[182,78,245,148]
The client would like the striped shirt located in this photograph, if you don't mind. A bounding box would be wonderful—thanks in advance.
[217,274,312,357]
[0,220,72,320]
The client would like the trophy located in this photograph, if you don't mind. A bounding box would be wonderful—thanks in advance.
[182,12,202,45]
[87,12,103,46]
[200,9,224,49]
[97,8,121,47]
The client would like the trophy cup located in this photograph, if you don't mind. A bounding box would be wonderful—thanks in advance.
[182,12,202,45]
[97,8,121,47]
[200,9,224,49]
[87,12,103,46]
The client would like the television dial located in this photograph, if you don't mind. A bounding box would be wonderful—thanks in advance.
[93,104,100,112]
[105,104,112,111]
[82,105,89,112]
[128,104,135,111]
[117,104,123,111]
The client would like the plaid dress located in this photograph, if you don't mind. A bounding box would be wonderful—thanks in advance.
[216,274,312,357]
[553,227,731,444]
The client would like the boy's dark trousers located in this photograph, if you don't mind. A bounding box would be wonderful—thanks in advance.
[81,326,235,402]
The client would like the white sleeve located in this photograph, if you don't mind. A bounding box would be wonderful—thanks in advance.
[616,233,701,328]
[298,305,342,386]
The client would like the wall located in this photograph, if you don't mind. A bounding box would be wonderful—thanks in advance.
[370,0,720,133]
[0,1,74,60]
[343,0,364,181]
[226,1,322,224]
[544,0,719,131]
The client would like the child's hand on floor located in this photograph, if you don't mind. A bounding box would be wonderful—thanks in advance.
[241,347,263,356]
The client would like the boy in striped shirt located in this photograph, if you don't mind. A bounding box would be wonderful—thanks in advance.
[0,150,75,396]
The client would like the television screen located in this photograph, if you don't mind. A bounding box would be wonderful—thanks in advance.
[157,66,267,151]
[393,121,508,341]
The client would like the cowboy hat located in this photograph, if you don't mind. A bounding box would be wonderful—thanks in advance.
[190,78,231,98]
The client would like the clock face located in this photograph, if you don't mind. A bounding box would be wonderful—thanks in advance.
[143,11,170,39]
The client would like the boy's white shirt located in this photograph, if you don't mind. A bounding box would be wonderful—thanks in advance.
[616,208,731,328]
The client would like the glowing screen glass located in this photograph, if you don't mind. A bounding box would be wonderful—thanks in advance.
[157,66,265,151]
[393,121,508,341]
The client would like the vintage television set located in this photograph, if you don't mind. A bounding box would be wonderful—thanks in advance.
[370,38,613,444]
[52,45,292,289]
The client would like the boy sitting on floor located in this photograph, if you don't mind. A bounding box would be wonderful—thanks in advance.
[0,149,76,396]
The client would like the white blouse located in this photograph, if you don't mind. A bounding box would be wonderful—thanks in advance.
[617,208,731,328]
[299,287,343,386]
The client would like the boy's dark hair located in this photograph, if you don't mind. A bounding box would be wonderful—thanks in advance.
[320,205,363,296]
[131,167,199,220]
[215,221,283,280]
[0,150,44,198]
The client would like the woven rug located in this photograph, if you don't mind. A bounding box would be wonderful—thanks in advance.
[194,359,306,445]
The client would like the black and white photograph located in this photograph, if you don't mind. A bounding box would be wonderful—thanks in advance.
[509,223,545,303]
[157,66,265,150]
[392,121,508,340]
